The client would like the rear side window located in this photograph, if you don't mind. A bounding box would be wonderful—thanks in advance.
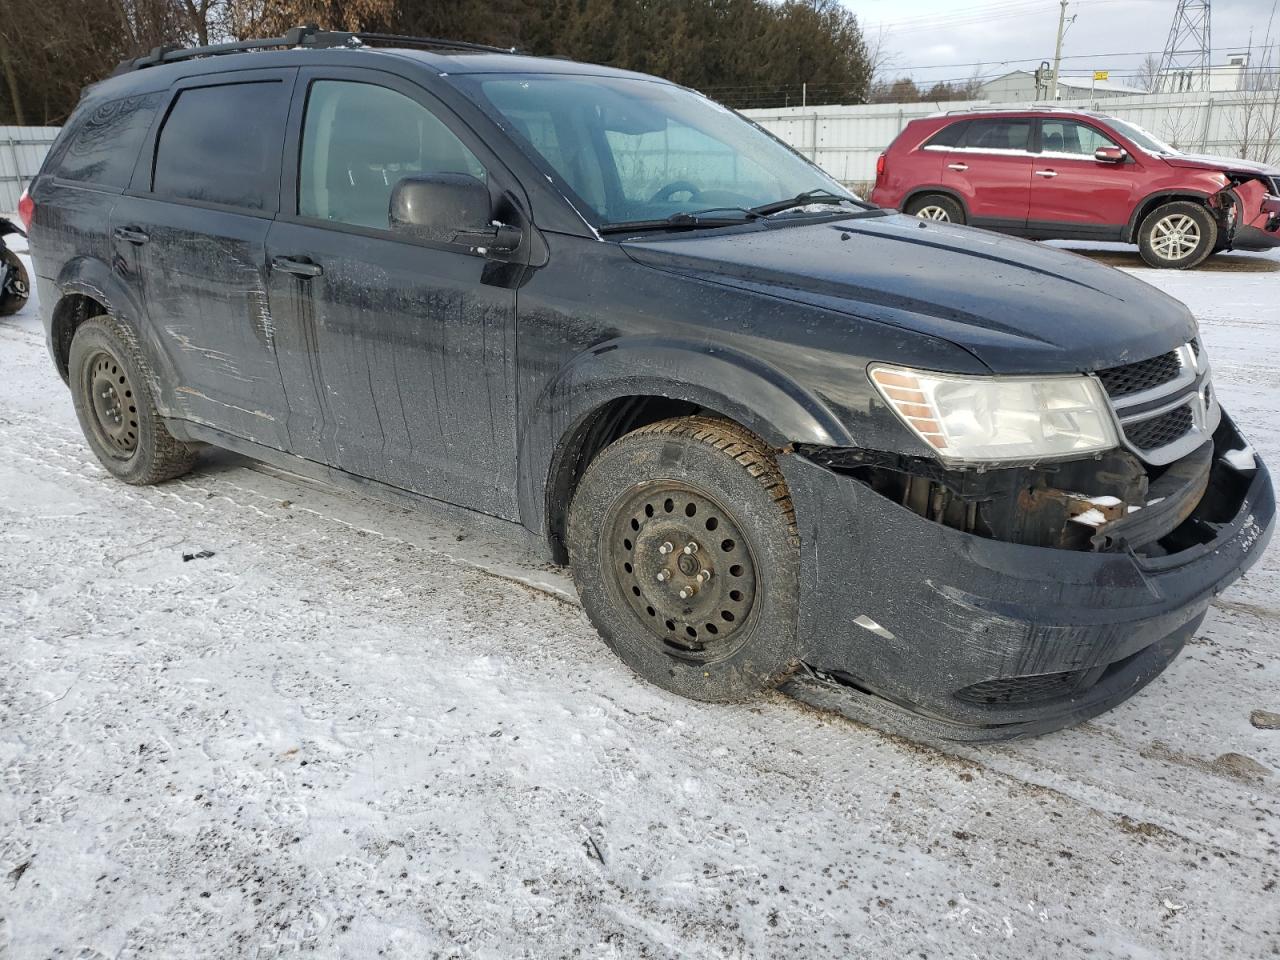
[53,94,162,188]
[961,118,1033,152]
[152,81,291,211]
[923,120,969,149]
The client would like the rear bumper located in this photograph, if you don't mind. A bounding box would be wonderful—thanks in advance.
[777,413,1274,741]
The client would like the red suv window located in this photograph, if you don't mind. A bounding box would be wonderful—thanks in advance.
[961,118,1034,152]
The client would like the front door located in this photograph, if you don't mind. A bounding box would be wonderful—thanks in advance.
[943,116,1036,229]
[265,70,521,519]
[1027,119,1139,237]
[112,70,295,448]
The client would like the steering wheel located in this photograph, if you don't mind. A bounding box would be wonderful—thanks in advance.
[650,180,703,204]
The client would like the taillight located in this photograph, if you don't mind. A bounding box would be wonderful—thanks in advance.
[17,187,34,233]
[875,153,887,181]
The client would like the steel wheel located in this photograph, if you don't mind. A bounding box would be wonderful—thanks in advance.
[1149,213,1201,261]
[83,349,139,457]
[915,205,951,221]
[605,480,759,664]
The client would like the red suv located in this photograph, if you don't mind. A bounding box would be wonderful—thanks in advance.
[870,108,1280,269]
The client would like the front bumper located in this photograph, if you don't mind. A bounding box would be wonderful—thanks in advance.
[777,413,1274,741]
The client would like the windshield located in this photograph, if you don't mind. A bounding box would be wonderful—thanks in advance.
[1108,118,1179,156]
[456,73,857,228]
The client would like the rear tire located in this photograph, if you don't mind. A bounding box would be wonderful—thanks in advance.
[905,194,965,224]
[0,249,29,316]
[1137,201,1217,269]
[68,315,198,485]
[567,416,801,702]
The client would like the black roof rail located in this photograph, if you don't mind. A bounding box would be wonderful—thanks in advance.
[111,24,518,76]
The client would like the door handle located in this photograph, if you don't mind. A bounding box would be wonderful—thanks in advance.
[113,226,149,245]
[271,256,324,278]
[1034,170,1059,178]
[947,162,968,171]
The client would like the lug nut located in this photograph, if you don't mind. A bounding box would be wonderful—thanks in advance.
[656,570,670,582]
[678,584,698,600]
[696,570,712,583]
[658,542,673,555]
[683,542,699,555]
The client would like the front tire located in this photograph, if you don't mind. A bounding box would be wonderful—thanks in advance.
[1137,201,1217,269]
[568,416,801,702]
[905,194,965,224]
[68,315,198,484]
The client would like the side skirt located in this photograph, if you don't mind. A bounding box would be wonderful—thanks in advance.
[167,418,545,556]
[971,218,1127,242]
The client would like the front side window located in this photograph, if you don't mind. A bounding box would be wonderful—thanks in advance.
[458,74,853,227]
[961,118,1033,153]
[1040,120,1120,156]
[152,81,290,210]
[299,80,486,230]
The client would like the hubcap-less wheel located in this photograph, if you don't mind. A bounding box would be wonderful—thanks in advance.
[1149,213,1201,261]
[86,350,139,456]
[607,480,758,663]
[915,205,951,221]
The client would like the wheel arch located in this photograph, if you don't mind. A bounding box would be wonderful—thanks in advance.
[1125,190,1214,244]
[901,186,969,220]
[521,338,852,563]
[50,257,147,382]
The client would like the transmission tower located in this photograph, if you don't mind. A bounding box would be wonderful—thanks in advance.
[1155,0,1212,92]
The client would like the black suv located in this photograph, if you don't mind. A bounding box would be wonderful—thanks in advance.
[24,28,1274,740]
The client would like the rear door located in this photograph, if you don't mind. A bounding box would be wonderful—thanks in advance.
[942,117,1036,229]
[112,70,295,447]
[1026,118,1139,237]
[264,68,522,518]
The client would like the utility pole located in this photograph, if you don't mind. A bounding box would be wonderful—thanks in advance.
[1050,0,1069,100]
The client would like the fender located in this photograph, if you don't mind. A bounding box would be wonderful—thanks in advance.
[53,256,182,414]
[518,334,854,544]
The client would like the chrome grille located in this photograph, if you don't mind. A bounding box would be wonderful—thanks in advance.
[1097,351,1181,398]
[1096,339,1218,466]
[1124,403,1194,451]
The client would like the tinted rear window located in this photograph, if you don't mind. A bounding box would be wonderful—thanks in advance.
[923,120,969,149]
[152,81,290,211]
[53,93,162,188]
[962,118,1033,152]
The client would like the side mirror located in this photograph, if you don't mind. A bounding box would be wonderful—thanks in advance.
[389,174,521,253]
[1094,146,1128,164]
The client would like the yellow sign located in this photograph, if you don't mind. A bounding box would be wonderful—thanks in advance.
[1093,70,1110,81]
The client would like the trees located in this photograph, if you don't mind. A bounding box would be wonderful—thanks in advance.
[0,0,873,124]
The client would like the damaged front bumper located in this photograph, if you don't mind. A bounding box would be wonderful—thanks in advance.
[777,413,1274,741]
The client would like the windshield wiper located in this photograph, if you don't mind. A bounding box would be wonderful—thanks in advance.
[599,209,761,235]
[749,189,873,217]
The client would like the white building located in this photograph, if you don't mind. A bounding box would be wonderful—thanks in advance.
[1157,53,1278,93]
[979,70,1145,102]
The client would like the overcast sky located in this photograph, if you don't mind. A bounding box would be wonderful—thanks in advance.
[849,0,1280,88]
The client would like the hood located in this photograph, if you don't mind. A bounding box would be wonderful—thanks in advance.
[1163,152,1280,179]
[622,214,1196,374]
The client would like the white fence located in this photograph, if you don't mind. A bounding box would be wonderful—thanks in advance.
[0,88,1272,209]
[743,90,1277,185]
[1,126,59,211]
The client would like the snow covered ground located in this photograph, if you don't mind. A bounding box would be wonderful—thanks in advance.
[1,234,1278,959]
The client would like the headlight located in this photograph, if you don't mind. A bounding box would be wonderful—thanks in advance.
[869,364,1119,463]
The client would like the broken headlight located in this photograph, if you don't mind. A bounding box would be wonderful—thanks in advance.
[869,365,1119,464]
